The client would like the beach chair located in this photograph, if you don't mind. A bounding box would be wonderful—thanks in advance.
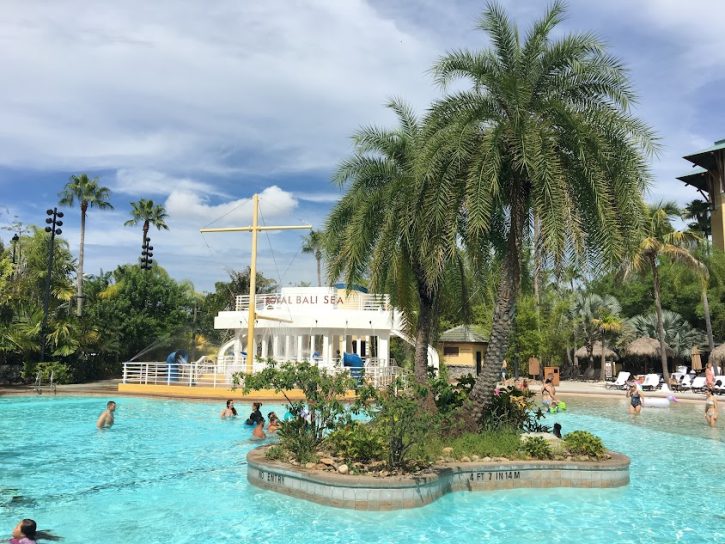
[690,376,706,392]
[641,373,661,391]
[679,374,693,391]
[714,377,725,395]
[605,371,630,390]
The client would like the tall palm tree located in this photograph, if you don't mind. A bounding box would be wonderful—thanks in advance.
[326,99,469,384]
[682,199,711,253]
[421,1,655,418]
[59,174,113,316]
[626,203,706,380]
[302,230,324,286]
[591,295,623,381]
[124,199,169,247]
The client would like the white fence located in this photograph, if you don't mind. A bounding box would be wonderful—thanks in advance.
[234,292,390,312]
[122,360,407,389]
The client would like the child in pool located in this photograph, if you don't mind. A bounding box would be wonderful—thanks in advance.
[10,519,61,543]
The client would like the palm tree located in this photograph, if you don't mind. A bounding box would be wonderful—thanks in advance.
[629,310,704,359]
[302,230,324,286]
[626,203,706,380]
[326,99,469,384]
[682,199,711,253]
[124,199,169,246]
[421,1,655,417]
[59,174,113,316]
[591,295,623,381]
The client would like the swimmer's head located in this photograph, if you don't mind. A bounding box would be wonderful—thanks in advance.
[106,400,116,411]
[13,519,37,540]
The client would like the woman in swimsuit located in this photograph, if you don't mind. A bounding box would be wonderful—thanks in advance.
[704,389,718,427]
[627,383,643,414]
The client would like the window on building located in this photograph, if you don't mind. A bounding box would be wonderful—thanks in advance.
[443,346,459,356]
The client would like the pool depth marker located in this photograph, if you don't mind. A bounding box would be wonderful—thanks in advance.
[200,194,312,373]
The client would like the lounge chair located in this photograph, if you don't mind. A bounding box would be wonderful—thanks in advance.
[690,376,706,392]
[714,377,725,395]
[679,374,694,390]
[605,371,630,390]
[641,373,661,391]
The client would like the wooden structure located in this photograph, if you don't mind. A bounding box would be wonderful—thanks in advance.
[677,139,725,252]
[437,325,488,379]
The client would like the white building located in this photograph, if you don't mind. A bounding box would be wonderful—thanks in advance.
[215,285,439,372]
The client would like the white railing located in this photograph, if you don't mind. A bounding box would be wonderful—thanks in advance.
[122,359,406,389]
[234,292,390,312]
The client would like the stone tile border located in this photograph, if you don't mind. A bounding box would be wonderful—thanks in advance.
[247,447,630,510]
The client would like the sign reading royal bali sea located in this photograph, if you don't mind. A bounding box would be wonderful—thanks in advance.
[264,295,346,306]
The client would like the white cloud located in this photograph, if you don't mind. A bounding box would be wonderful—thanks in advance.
[114,169,226,197]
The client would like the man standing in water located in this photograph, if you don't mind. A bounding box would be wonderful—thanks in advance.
[96,401,117,428]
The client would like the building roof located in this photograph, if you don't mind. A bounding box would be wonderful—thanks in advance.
[439,325,488,343]
[683,139,725,171]
[676,167,710,193]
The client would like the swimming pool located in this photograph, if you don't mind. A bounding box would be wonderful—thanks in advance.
[1,395,723,544]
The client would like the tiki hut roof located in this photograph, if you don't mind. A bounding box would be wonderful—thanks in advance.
[438,325,488,343]
[710,344,725,365]
[625,337,674,358]
[575,341,619,360]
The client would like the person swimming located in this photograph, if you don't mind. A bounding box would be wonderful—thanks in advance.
[220,399,238,418]
[96,400,116,429]
[245,402,263,426]
[267,412,281,433]
[252,417,267,440]
[10,519,61,543]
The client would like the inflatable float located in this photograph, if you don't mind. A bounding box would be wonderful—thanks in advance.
[643,396,678,408]
[548,401,567,413]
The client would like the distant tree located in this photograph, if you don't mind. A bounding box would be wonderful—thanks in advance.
[59,173,113,316]
[629,310,704,359]
[124,199,169,246]
[682,199,711,252]
[302,230,324,286]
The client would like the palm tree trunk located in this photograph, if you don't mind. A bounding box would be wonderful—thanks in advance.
[413,291,434,385]
[76,205,87,316]
[316,256,322,287]
[143,221,149,246]
[651,257,670,381]
[702,287,715,353]
[600,334,607,381]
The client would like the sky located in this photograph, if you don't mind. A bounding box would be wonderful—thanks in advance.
[1,0,723,292]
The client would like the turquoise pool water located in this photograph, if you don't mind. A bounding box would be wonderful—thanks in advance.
[1,395,723,544]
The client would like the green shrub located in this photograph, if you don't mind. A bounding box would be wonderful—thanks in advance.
[265,445,288,461]
[326,422,384,463]
[478,386,548,432]
[446,430,521,459]
[563,431,605,458]
[519,436,554,459]
[23,361,72,384]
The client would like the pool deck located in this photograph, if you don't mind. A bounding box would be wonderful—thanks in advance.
[0,379,712,404]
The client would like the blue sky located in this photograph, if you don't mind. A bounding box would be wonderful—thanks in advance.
[1,0,723,292]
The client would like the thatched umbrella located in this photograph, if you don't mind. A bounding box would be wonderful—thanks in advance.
[575,341,619,360]
[625,337,674,358]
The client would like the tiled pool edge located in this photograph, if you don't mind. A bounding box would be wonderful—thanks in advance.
[247,447,630,510]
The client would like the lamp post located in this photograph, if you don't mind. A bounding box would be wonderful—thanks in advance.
[40,208,63,362]
[140,236,153,270]
[10,233,19,277]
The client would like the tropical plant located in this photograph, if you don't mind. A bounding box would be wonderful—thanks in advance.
[301,230,325,287]
[563,430,605,459]
[421,1,654,419]
[626,203,708,379]
[59,173,113,316]
[591,295,623,380]
[124,199,169,246]
[629,310,704,359]
[326,99,470,384]
[682,199,711,252]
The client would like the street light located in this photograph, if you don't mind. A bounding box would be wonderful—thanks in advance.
[40,208,63,362]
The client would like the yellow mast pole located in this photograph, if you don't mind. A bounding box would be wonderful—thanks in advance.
[246,194,259,374]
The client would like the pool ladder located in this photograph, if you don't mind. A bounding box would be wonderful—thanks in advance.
[34,370,57,395]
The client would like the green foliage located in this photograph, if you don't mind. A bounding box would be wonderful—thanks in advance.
[444,430,521,459]
[264,445,288,462]
[326,421,385,464]
[563,431,606,458]
[478,385,547,432]
[25,361,72,384]
[519,436,554,460]
[240,362,357,462]
[430,369,474,413]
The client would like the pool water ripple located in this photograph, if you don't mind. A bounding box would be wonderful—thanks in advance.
[1,395,723,543]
